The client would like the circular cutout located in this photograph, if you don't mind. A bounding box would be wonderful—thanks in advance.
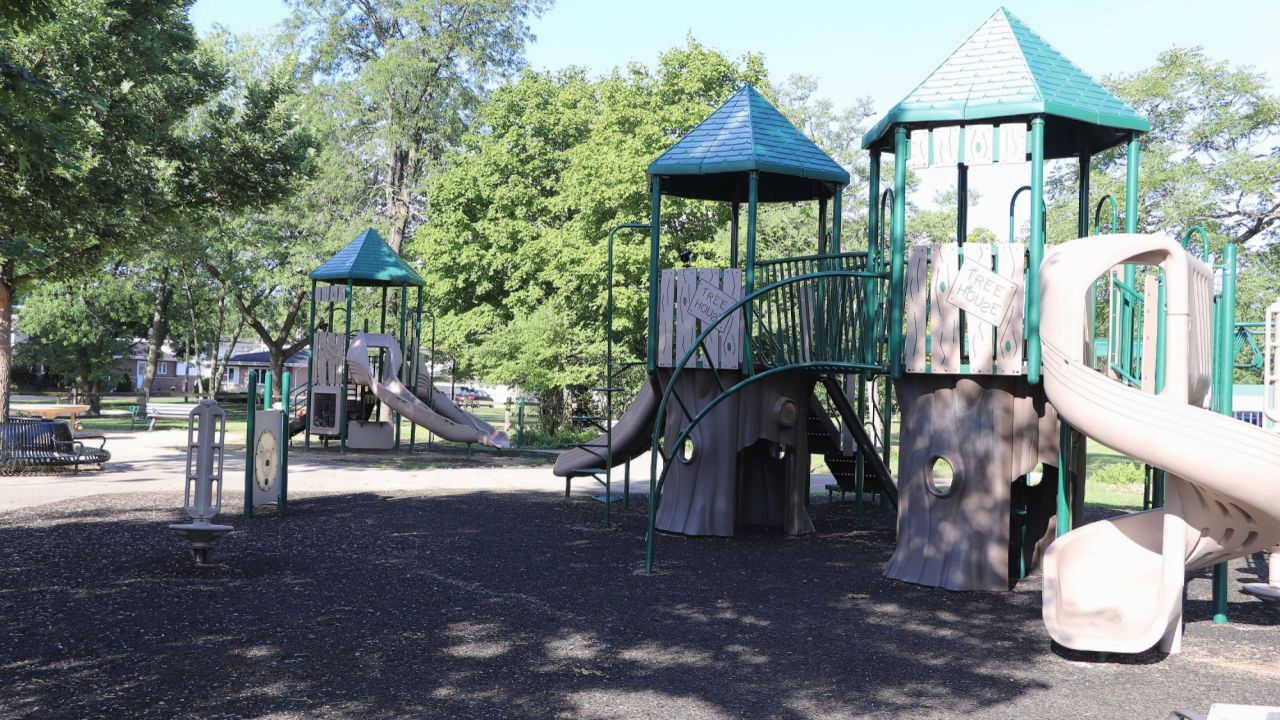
[927,456,956,497]
[678,436,696,465]
[776,398,798,428]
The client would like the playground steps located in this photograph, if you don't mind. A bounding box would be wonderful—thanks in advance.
[805,392,890,500]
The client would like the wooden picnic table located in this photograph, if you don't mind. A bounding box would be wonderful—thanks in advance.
[12,404,92,426]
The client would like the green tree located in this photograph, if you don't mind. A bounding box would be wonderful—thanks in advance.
[1045,47,1280,329]
[414,39,869,427]
[288,0,549,253]
[0,3,314,416]
[15,271,151,412]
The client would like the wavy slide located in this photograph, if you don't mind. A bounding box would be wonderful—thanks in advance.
[1039,234,1280,654]
[347,333,509,449]
[552,375,659,478]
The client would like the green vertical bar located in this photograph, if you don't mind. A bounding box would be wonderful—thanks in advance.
[831,184,842,254]
[396,284,407,450]
[1123,134,1141,382]
[410,287,423,451]
[340,280,353,454]
[280,370,289,511]
[1027,118,1046,384]
[744,171,759,376]
[263,371,273,410]
[305,281,316,451]
[888,128,908,377]
[244,370,257,518]
[1125,135,1140,233]
[647,177,661,373]
[1079,156,1096,354]
[1213,243,1237,624]
[1056,421,1071,537]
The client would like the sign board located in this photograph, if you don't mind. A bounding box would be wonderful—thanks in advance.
[908,123,1028,169]
[945,261,1018,327]
[687,280,737,326]
[314,285,348,303]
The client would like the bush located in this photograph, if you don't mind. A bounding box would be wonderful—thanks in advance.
[1090,461,1145,487]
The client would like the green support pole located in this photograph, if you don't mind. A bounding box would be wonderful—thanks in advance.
[410,287,423,452]
[743,171,759,376]
[1056,421,1071,537]
[867,151,880,265]
[888,128,908,377]
[396,284,407,450]
[244,370,257,518]
[305,280,316,451]
[831,184,842,254]
[340,279,353,454]
[1212,243,1238,625]
[280,371,290,512]
[1122,135,1141,383]
[1027,118,1046,384]
[647,176,662,373]
[1079,156,1096,351]
[263,371,273,410]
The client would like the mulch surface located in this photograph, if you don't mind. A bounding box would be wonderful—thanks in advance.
[1,491,1277,719]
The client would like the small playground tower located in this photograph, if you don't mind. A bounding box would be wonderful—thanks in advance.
[305,228,426,453]
[641,86,895,564]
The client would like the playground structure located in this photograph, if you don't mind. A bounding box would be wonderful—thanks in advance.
[168,400,231,564]
[303,228,507,454]
[554,8,1279,656]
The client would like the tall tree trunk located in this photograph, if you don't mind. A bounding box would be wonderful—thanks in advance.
[268,346,286,401]
[385,145,412,253]
[136,265,172,411]
[0,260,15,420]
[209,314,246,402]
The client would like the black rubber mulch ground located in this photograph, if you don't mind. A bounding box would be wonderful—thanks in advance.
[1,491,1277,719]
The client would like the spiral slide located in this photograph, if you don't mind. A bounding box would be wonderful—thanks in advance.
[347,333,509,449]
[1039,234,1280,654]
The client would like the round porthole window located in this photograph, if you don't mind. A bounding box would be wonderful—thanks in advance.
[927,456,956,497]
[679,437,696,464]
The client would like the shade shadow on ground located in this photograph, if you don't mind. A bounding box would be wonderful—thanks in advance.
[1,491,1277,719]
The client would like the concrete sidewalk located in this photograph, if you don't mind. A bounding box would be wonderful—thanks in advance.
[0,429,859,513]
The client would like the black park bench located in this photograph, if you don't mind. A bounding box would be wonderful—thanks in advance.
[0,420,111,472]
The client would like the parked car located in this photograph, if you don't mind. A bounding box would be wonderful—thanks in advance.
[451,386,478,407]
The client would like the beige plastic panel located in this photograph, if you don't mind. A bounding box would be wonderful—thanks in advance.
[1039,234,1280,655]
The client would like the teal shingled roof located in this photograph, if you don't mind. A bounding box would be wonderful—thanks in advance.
[862,8,1148,158]
[648,85,849,203]
[309,228,425,287]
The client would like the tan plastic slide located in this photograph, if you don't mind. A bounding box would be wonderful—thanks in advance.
[1039,234,1280,654]
[552,375,659,478]
[347,333,509,449]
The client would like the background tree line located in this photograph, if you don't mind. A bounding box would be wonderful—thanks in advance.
[2,1,1276,426]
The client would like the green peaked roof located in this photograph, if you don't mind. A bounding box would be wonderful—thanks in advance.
[310,228,425,287]
[862,8,1148,158]
[648,85,849,203]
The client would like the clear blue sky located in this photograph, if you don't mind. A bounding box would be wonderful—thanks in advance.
[190,0,1280,234]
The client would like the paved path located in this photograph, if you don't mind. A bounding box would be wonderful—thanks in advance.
[0,430,853,513]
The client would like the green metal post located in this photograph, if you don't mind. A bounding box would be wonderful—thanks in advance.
[244,370,257,518]
[647,176,662,373]
[831,184,842,254]
[1079,156,1096,350]
[1056,421,1071,537]
[1212,243,1237,624]
[1121,135,1141,382]
[867,151,880,266]
[888,128,907,377]
[410,287,423,451]
[263,371,273,410]
[1027,118,1046,384]
[340,279,353,454]
[743,171,759,375]
[305,280,316,451]
[280,371,290,511]
[396,284,407,450]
